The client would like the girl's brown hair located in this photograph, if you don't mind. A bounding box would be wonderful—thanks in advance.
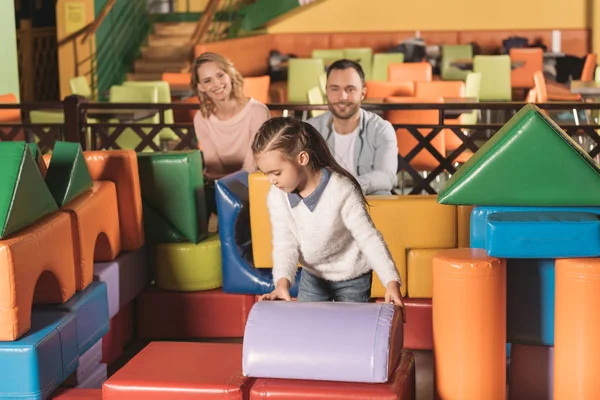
[252,117,367,203]
[191,52,245,118]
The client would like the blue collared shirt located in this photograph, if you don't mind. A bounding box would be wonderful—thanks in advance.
[287,168,331,212]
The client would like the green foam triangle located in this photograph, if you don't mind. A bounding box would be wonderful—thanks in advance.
[45,141,93,206]
[0,142,58,238]
[438,104,600,206]
[142,200,187,243]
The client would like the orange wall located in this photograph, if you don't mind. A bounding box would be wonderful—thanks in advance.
[267,0,589,33]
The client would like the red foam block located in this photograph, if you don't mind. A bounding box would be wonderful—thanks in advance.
[102,301,134,365]
[249,350,415,399]
[375,298,432,350]
[137,288,255,339]
[509,344,553,400]
[50,388,102,399]
[102,342,252,400]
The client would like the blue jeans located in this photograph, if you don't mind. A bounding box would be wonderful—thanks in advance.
[297,269,372,302]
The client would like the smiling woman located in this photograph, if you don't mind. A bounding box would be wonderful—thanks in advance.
[191,52,271,218]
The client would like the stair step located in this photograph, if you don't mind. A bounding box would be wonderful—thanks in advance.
[148,34,192,47]
[134,60,190,74]
[153,22,197,36]
[141,45,192,62]
[126,72,165,81]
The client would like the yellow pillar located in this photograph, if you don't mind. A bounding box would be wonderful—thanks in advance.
[55,0,96,100]
[593,0,600,57]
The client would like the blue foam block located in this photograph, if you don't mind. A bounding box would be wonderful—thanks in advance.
[0,310,78,399]
[36,282,109,356]
[507,259,555,346]
[216,171,300,296]
[485,211,600,258]
[471,206,600,251]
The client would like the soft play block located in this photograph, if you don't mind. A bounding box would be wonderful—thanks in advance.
[470,206,600,249]
[137,287,255,339]
[457,205,474,247]
[76,363,106,389]
[101,301,133,365]
[0,310,78,400]
[61,181,122,290]
[63,340,103,387]
[0,141,57,238]
[249,350,416,400]
[137,151,208,244]
[84,150,144,251]
[153,234,222,291]
[407,248,450,298]
[93,247,150,319]
[438,103,600,206]
[507,259,555,346]
[509,344,554,400]
[28,143,48,178]
[51,389,102,399]
[402,298,433,350]
[45,141,93,207]
[0,211,77,340]
[485,211,600,258]
[216,171,301,296]
[243,302,403,383]
[38,282,110,356]
[103,342,251,400]
[246,171,457,297]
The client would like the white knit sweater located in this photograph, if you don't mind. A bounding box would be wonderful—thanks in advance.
[267,172,401,288]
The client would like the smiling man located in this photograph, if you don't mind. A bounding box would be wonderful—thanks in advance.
[307,59,398,195]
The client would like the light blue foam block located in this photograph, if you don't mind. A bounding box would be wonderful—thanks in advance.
[0,310,78,399]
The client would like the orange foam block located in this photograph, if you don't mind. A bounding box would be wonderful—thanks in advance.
[555,258,600,399]
[60,181,121,290]
[0,212,76,340]
[433,248,506,400]
[84,150,144,251]
[103,342,252,399]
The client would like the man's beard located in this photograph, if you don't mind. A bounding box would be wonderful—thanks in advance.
[329,102,360,120]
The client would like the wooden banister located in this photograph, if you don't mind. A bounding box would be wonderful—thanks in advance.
[188,0,221,46]
[80,0,116,44]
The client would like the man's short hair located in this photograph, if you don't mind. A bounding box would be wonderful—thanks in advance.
[326,59,366,86]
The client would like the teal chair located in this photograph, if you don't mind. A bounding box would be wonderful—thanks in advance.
[312,49,344,66]
[123,81,178,141]
[473,55,512,101]
[372,53,404,81]
[344,48,373,80]
[441,45,473,81]
[287,58,325,103]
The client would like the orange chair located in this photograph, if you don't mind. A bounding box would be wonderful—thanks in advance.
[243,75,270,104]
[161,72,192,88]
[365,81,415,99]
[509,48,543,89]
[388,62,432,83]
[580,53,598,82]
[415,81,465,98]
[533,71,581,102]
[0,93,23,141]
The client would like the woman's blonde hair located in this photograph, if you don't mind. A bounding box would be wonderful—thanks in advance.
[191,52,245,118]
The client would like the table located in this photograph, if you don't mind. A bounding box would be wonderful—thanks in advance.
[570,81,600,97]
[451,59,525,71]
[85,109,158,122]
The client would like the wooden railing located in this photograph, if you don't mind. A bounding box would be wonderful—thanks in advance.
[0,99,598,194]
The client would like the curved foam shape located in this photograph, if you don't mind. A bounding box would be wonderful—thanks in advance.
[0,310,78,399]
[27,143,48,178]
[0,211,76,340]
[0,142,58,239]
[215,170,300,296]
[249,350,416,400]
[242,301,404,383]
[83,150,144,251]
[60,181,121,290]
[154,234,222,291]
[137,151,208,244]
[45,142,93,207]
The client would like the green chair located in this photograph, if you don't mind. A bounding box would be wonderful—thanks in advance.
[372,53,405,81]
[287,58,325,103]
[307,86,326,118]
[473,55,512,101]
[123,81,178,141]
[460,72,483,125]
[441,45,473,81]
[69,76,92,99]
[311,49,344,66]
[108,85,161,152]
[344,48,373,80]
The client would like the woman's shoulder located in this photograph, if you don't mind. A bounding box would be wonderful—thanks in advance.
[246,98,271,117]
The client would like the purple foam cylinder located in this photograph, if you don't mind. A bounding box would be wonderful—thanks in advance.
[242,301,403,383]
[509,344,554,400]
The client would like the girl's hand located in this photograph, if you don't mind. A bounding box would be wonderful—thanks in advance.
[384,281,406,322]
[258,278,292,301]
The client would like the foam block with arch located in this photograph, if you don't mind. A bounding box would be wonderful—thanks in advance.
[45,141,93,207]
[215,170,300,296]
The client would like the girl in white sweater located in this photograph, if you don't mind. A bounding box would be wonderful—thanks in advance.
[252,117,404,310]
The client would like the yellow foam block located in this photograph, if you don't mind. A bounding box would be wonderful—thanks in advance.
[153,234,222,291]
[407,248,452,298]
[457,205,474,248]
[249,172,273,268]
